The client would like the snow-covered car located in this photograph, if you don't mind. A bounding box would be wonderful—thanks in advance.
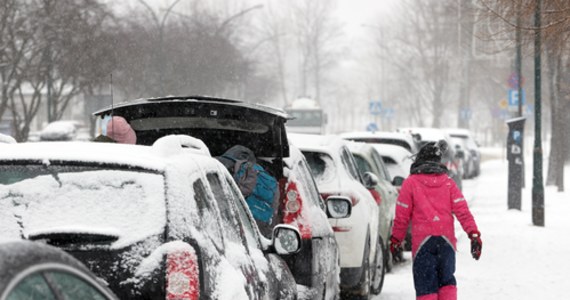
[0,133,16,144]
[0,240,118,300]
[398,127,464,190]
[369,144,414,252]
[289,133,381,299]
[282,146,349,300]
[347,142,401,282]
[370,144,414,181]
[341,131,420,154]
[0,136,302,299]
[39,120,84,141]
[93,95,348,299]
[445,128,481,178]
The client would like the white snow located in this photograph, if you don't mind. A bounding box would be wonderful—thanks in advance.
[377,156,570,299]
[0,170,166,249]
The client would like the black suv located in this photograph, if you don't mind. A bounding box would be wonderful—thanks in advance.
[93,96,350,299]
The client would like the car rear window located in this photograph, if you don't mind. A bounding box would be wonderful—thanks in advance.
[302,151,335,184]
[0,164,166,249]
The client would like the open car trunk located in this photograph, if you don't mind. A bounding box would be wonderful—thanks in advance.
[94,96,290,178]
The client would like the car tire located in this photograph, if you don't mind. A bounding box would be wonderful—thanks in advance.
[371,236,386,295]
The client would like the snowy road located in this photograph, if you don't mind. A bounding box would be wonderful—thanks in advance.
[376,158,570,299]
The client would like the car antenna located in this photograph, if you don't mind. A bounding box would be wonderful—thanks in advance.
[110,73,114,134]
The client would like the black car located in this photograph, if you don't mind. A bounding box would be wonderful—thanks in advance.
[0,240,118,300]
[0,139,302,299]
[93,95,350,299]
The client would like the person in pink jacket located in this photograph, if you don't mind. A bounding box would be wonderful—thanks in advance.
[390,140,482,300]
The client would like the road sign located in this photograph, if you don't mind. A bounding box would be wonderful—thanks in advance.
[366,122,378,132]
[499,99,508,109]
[508,72,524,89]
[369,101,382,116]
[508,89,526,108]
[460,107,472,120]
[383,108,395,119]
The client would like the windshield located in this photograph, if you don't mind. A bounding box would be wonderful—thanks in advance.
[0,164,166,249]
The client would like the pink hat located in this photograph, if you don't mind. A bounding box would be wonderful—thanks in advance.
[106,116,136,144]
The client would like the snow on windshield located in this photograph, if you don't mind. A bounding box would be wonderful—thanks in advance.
[302,152,336,185]
[0,167,166,249]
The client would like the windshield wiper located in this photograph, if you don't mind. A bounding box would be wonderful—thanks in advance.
[28,232,119,246]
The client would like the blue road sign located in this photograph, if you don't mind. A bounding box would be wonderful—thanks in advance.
[366,122,378,132]
[508,89,526,108]
[460,107,472,120]
[369,101,382,116]
[383,108,395,119]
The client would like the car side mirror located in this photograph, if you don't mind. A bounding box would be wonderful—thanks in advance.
[326,196,352,219]
[392,176,404,187]
[362,172,379,189]
[272,225,301,255]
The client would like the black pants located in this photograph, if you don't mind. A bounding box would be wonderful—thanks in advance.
[413,236,456,297]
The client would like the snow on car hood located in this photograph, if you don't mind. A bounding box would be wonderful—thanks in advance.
[0,168,166,249]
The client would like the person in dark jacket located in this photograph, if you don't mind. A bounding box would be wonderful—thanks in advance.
[390,140,482,300]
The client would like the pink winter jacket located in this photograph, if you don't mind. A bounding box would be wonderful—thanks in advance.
[391,173,478,257]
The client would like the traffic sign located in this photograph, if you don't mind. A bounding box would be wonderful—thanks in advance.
[499,99,508,109]
[508,89,526,106]
[366,122,378,132]
[369,101,382,116]
[383,108,395,119]
[460,107,472,120]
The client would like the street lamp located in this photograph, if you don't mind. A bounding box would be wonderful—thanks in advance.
[532,0,544,227]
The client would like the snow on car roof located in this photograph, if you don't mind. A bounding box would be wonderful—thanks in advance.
[0,133,16,144]
[341,131,414,141]
[287,133,346,154]
[444,128,472,138]
[399,127,449,142]
[0,142,167,171]
[371,144,414,161]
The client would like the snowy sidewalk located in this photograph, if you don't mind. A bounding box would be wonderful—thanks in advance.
[376,158,570,299]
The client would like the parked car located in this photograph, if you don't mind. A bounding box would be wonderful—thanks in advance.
[0,240,118,300]
[370,144,414,181]
[368,144,414,252]
[92,95,348,300]
[289,133,381,299]
[445,128,481,178]
[39,120,90,142]
[347,142,402,287]
[398,127,464,190]
[0,137,304,299]
[341,131,421,154]
[0,134,16,144]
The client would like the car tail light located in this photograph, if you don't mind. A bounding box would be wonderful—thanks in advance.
[368,189,382,205]
[166,249,199,300]
[283,181,312,239]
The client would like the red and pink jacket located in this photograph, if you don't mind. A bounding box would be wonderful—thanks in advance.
[391,173,478,257]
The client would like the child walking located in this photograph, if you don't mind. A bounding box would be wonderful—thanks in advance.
[390,140,482,300]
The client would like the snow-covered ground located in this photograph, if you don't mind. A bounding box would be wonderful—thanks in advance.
[378,156,570,299]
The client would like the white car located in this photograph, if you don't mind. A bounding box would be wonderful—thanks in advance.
[341,131,420,154]
[370,144,414,180]
[289,133,381,299]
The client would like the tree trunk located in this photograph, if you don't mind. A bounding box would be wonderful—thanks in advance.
[545,45,564,191]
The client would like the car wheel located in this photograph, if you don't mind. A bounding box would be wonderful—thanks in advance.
[371,236,386,295]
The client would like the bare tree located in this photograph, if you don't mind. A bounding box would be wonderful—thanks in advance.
[480,0,570,191]
[290,0,342,105]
